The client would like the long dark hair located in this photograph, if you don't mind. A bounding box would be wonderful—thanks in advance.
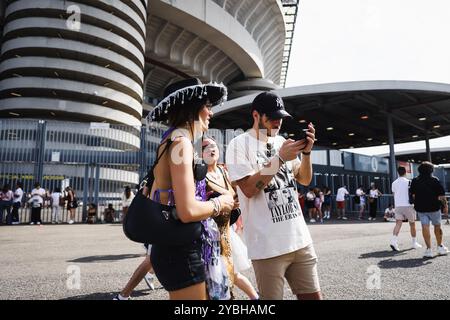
[167,98,207,128]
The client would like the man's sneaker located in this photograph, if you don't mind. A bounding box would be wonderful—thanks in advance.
[412,241,422,249]
[113,294,130,300]
[68,220,74,224]
[390,240,400,252]
[309,219,316,223]
[437,245,449,256]
[37,222,41,225]
[342,216,348,220]
[423,248,433,258]
[29,222,34,225]
[144,273,155,290]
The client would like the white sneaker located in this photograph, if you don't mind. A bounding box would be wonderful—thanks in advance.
[29,222,34,225]
[68,220,74,224]
[390,239,400,252]
[113,294,130,300]
[437,245,449,256]
[37,222,41,225]
[309,219,316,223]
[423,248,433,258]
[342,216,348,220]
[144,273,155,290]
[412,241,422,249]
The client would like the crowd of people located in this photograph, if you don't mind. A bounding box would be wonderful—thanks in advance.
[0,183,137,225]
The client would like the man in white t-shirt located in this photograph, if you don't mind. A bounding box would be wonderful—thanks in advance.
[29,182,46,225]
[336,186,349,220]
[390,166,422,251]
[355,186,366,220]
[225,91,321,300]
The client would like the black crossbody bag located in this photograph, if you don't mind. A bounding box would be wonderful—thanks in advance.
[123,140,202,245]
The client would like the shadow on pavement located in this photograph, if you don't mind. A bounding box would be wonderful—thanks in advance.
[358,249,413,259]
[377,257,433,269]
[67,254,142,263]
[63,289,155,300]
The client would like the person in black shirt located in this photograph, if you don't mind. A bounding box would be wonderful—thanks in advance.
[410,162,449,258]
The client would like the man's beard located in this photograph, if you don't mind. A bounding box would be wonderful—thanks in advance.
[258,118,278,137]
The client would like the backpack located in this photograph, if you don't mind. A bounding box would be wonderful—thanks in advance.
[408,181,414,205]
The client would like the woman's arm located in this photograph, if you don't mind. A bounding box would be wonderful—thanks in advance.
[170,137,233,223]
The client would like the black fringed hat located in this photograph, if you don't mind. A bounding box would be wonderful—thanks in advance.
[147,78,228,122]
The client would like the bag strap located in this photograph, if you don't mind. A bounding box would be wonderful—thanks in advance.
[139,139,173,190]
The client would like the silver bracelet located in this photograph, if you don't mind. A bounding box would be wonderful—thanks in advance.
[210,198,220,217]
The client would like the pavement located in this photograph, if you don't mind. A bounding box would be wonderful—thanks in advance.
[0,219,449,300]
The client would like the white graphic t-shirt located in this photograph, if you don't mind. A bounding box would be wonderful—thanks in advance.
[391,177,413,207]
[225,132,312,260]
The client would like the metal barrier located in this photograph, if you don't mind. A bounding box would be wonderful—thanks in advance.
[1,119,449,224]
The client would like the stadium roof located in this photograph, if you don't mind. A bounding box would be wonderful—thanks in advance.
[211,80,450,150]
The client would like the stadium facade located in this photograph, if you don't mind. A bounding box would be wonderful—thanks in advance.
[0,0,305,221]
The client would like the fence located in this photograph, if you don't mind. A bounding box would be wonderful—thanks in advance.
[1,119,449,224]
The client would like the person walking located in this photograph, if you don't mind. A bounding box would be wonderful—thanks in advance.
[410,162,448,258]
[389,166,422,251]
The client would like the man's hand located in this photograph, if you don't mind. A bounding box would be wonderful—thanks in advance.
[278,139,304,161]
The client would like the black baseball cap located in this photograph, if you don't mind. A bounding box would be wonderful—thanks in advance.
[251,91,292,119]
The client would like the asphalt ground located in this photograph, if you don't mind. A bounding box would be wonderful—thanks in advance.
[0,219,449,300]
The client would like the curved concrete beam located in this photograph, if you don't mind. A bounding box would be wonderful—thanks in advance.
[4,17,144,67]
[150,0,265,78]
[0,57,143,99]
[6,0,146,51]
[1,37,144,82]
[0,98,142,126]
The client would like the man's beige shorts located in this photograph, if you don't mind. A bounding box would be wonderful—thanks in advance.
[395,206,416,222]
[251,244,320,300]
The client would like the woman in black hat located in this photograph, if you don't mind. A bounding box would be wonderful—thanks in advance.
[146,78,235,300]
